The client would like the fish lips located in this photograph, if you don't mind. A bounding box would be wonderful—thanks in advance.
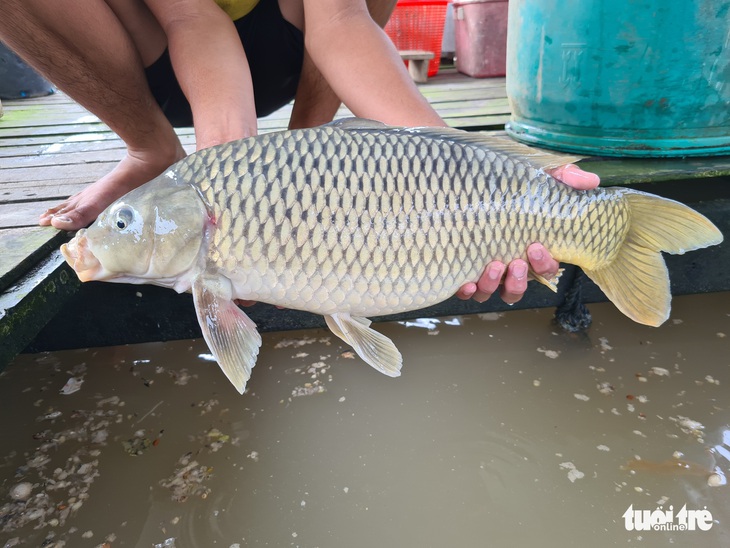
[60,229,105,282]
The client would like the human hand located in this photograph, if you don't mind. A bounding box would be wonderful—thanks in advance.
[456,164,600,304]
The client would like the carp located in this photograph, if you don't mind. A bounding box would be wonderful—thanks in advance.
[61,120,723,393]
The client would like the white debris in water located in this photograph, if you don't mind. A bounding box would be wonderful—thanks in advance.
[338,396,346,402]
[81,530,93,539]
[672,318,683,325]
[717,332,726,338]
[636,395,649,403]
[656,496,670,506]
[247,451,259,462]
[274,336,331,349]
[633,430,647,438]
[537,347,560,359]
[636,374,648,383]
[707,473,724,487]
[291,381,326,398]
[96,396,121,407]
[672,416,705,440]
[533,380,541,387]
[170,369,194,386]
[9,482,33,501]
[293,352,309,358]
[705,375,720,385]
[574,393,590,402]
[650,366,671,377]
[477,312,503,321]
[597,382,614,395]
[634,486,644,493]
[559,462,585,483]
[399,318,440,330]
[597,445,610,452]
[598,337,613,351]
[197,353,216,362]
[340,351,355,359]
[343,487,349,494]
[59,377,83,395]
[160,454,213,502]
[154,539,177,548]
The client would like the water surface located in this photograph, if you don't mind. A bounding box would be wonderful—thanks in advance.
[1,293,728,547]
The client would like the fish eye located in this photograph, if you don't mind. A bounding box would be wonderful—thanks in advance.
[114,207,135,230]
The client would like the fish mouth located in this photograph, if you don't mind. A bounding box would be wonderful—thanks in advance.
[60,229,104,282]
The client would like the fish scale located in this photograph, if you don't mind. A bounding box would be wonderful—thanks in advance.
[181,126,622,317]
[61,119,723,394]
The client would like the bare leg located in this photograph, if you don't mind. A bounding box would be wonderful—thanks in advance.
[0,0,185,230]
[285,0,397,129]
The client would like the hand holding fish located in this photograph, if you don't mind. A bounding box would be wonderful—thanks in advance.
[456,163,600,304]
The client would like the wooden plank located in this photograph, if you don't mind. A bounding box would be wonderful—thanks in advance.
[0,226,67,292]
[0,162,117,183]
[0,201,54,229]
[0,133,121,151]
[0,123,112,138]
[2,148,126,169]
[0,133,197,157]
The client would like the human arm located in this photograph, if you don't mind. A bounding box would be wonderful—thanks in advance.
[144,0,258,149]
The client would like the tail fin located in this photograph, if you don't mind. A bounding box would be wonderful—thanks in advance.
[583,191,723,326]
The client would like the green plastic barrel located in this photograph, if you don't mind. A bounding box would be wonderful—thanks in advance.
[505,0,730,157]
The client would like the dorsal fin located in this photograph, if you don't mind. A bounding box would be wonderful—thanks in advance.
[327,117,584,171]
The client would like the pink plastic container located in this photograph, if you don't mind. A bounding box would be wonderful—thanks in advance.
[453,0,509,78]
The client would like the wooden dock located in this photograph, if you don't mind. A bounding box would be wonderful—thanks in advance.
[1,69,729,367]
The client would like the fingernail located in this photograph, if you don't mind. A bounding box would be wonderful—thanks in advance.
[488,266,502,280]
[513,264,527,279]
[564,164,596,182]
[528,247,543,261]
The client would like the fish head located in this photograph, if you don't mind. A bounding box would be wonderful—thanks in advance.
[61,173,209,289]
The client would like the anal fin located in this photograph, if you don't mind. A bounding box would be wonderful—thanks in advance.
[325,313,402,377]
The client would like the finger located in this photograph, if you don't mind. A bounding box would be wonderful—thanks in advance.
[500,259,528,305]
[473,262,506,303]
[526,243,560,278]
[546,163,600,190]
[456,281,477,301]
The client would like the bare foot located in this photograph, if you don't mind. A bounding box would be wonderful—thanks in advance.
[40,143,187,230]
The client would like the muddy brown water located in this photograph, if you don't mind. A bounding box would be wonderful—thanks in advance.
[1,292,728,548]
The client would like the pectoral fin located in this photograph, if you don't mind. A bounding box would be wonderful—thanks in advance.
[192,276,262,394]
[325,313,402,377]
